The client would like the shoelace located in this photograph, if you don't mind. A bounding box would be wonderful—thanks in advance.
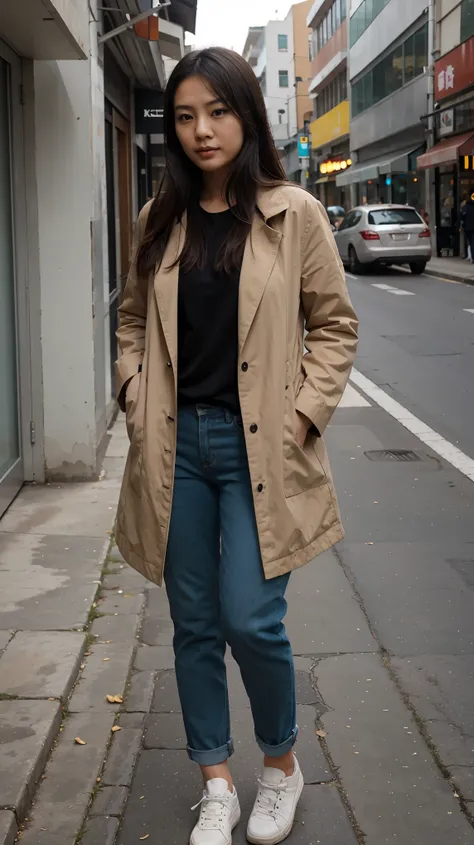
[191,793,231,830]
[254,779,288,819]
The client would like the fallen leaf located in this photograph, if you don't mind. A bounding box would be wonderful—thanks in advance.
[366,542,374,546]
[74,737,86,745]
[48,697,56,701]
[112,725,121,732]
[106,694,123,704]
[80,663,85,670]
[97,778,101,783]
[316,730,327,738]
[103,658,110,662]
[84,652,91,657]
[140,795,145,799]
[140,836,150,841]
[105,640,112,644]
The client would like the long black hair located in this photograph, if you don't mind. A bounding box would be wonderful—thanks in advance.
[136,47,286,279]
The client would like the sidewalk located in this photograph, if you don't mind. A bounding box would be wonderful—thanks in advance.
[1,394,474,844]
[425,255,474,284]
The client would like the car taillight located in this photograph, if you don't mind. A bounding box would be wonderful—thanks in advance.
[419,228,431,238]
[360,230,380,240]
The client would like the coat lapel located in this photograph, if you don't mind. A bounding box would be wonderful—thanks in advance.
[153,218,185,370]
[238,187,289,354]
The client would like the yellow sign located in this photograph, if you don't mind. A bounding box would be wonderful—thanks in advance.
[310,100,350,149]
[320,158,352,174]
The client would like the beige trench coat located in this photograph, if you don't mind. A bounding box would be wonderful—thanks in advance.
[115,185,358,586]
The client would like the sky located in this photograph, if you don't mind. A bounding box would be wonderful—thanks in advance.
[191,0,294,54]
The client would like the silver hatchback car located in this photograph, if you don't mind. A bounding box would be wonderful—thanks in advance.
[334,204,432,274]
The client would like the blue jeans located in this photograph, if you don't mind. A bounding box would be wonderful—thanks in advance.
[164,405,297,766]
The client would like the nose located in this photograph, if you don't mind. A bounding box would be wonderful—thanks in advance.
[194,112,214,141]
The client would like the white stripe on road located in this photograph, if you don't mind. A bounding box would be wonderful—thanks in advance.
[338,383,371,408]
[350,368,474,483]
[463,308,474,314]
[345,272,358,280]
[372,283,415,296]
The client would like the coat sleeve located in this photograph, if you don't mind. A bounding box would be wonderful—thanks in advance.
[294,196,359,436]
[115,200,153,411]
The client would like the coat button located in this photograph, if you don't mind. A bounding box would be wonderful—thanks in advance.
[250,423,258,433]
[167,361,172,367]
[241,362,248,372]
[257,483,264,492]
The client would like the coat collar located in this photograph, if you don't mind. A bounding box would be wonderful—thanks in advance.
[256,186,290,223]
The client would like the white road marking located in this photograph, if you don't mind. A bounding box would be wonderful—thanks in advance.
[463,308,474,314]
[345,272,358,280]
[338,383,371,408]
[350,368,474,483]
[372,283,415,296]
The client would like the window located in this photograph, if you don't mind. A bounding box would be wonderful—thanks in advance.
[335,0,341,29]
[461,0,474,42]
[352,22,428,117]
[278,34,288,51]
[414,23,428,77]
[368,208,423,225]
[341,0,347,20]
[350,0,390,46]
[279,70,289,88]
[315,71,348,118]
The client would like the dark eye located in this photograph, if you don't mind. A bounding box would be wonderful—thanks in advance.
[177,113,192,123]
[212,107,228,117]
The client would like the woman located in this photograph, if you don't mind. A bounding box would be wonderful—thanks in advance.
[116,47,358,845]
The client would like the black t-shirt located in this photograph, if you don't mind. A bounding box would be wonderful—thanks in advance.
[177,206,242,414]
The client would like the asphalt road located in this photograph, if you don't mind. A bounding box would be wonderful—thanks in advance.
[345,267,474,458]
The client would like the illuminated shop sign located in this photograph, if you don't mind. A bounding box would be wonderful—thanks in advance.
[320,158,352,174]
[460,155,474,172]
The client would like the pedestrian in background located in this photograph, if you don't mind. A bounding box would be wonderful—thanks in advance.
[115,47,358,845]
[461,192,474,264]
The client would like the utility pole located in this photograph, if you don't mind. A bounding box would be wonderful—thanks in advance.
[426,0,436,230]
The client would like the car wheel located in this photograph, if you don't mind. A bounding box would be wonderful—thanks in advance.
[409,261,426,275]
[348,245,363,274]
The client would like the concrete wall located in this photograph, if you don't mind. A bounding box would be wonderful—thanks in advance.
[264,17,296,136]
[33,16,108,480]
[349,0,428,79]
[350,74,427,153]
[438,0,461,56]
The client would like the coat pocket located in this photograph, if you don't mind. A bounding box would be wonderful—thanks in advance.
[283,430,327,498]
[124,373,143,444]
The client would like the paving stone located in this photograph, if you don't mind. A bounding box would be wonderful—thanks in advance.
[0,533,108,630]
[144,713,187,750]
[90,612,140,644]
[102,728,143,787]
[69,642,135,713]
[316,653,474,844]
[78,815,119,845]
[0,810,17,845]
[125,670,155,713]
[0,484,119,538]
[0,699,61,821]
[90,785,129,816]
[392,654,474,800]
[0,631,85,699]
[0,632,13,653]
[151,670,181,713]
[134,644,175,671]
[98,591,145,616]
[102,568,147,591]
[19,712,115,845]
[119,712,146,730]
[285,551,376,655]
[140,589,174,646]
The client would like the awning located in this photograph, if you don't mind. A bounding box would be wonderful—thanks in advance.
[416,132,474,169]
[315,176,329,184]
[336,146,420,186]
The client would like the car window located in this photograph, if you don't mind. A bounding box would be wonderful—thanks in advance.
[368,208,423,225]
[339,212,356,230]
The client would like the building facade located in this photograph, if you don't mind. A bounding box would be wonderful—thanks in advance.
[0,0,194,517]
[307,0,351,209]
[417,0,474,256]
[243,1,313,181]
[337,0,430,212]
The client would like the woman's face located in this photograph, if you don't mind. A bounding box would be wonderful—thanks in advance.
[174,75,244,175]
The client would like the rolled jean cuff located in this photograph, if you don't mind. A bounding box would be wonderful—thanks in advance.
[256,727,298,758]
[187,739,234,765]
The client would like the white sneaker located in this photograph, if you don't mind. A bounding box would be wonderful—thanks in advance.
[190,778,241,845]
[246,756,304,845]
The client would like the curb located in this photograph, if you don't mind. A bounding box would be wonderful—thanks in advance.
[424,267,474,286]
